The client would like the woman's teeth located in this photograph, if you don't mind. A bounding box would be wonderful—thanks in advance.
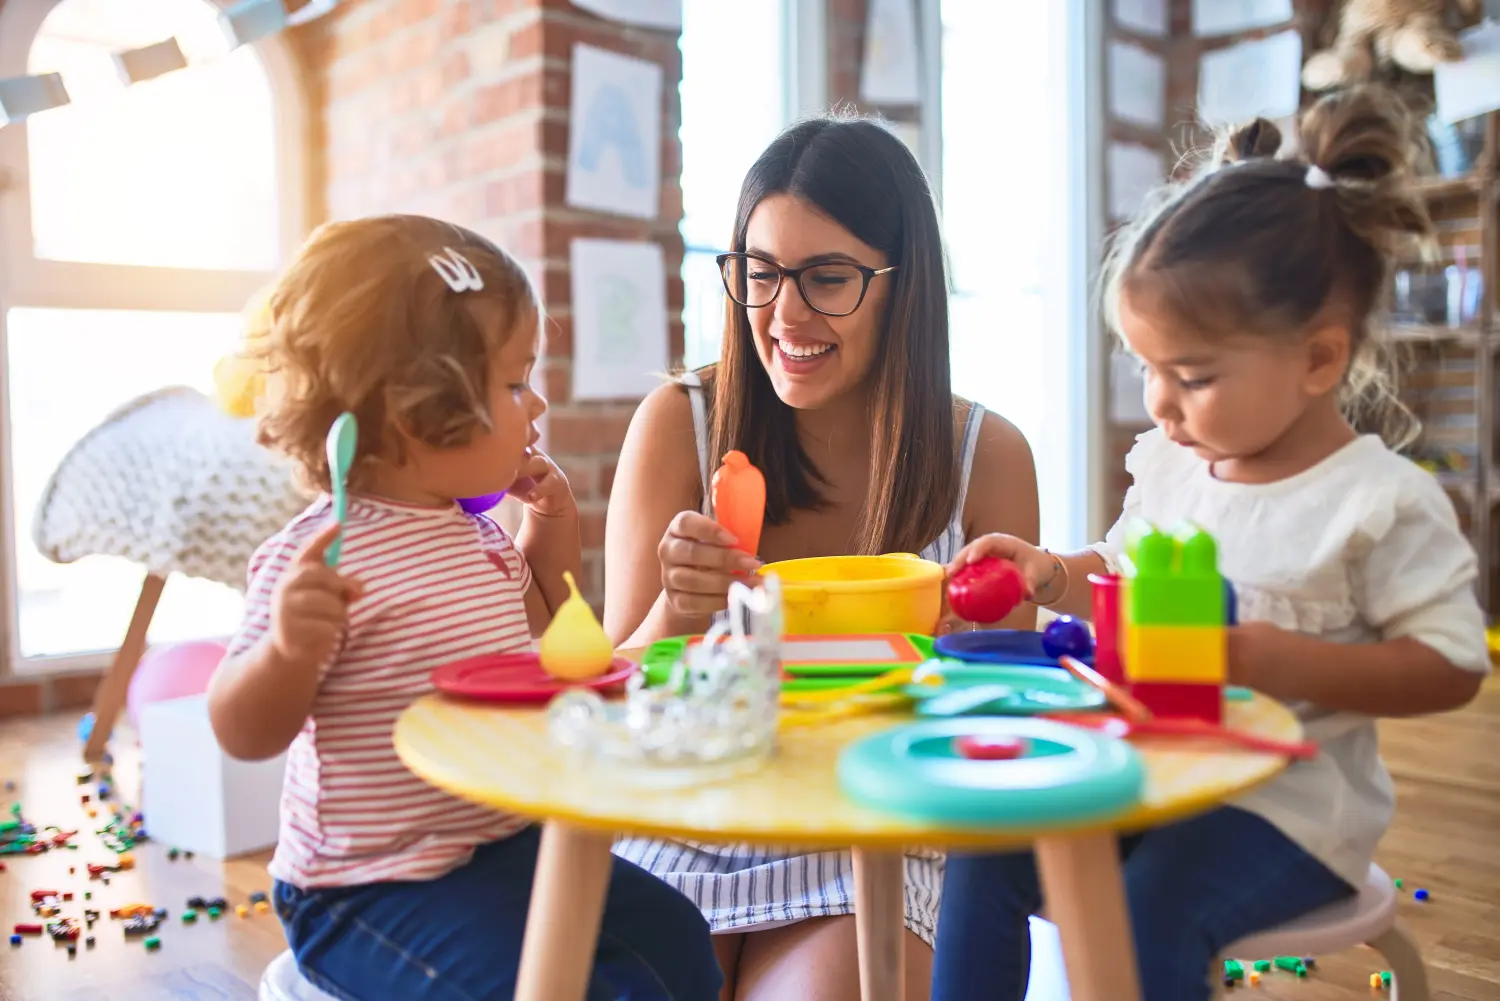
[778,341,834,358]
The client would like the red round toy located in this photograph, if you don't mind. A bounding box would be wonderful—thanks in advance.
[947,557,1027,623]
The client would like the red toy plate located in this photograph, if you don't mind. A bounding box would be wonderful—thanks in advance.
[431,652,637,703]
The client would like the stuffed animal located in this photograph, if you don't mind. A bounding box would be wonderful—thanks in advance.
[1302,0,1484,92]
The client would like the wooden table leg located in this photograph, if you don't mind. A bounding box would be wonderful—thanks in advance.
[851,848,906,1001]
[83,573,166,764]
[514,821,616,1001]
[1035,832,1141,1001]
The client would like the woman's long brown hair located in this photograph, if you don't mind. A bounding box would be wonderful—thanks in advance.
[702,115,957,556]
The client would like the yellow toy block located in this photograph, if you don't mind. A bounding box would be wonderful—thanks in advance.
[1124,623,1225,683]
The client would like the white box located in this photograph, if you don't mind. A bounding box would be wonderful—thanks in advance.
[139,694,286,859]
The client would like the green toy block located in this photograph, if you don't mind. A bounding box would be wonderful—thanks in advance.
[1121,521,1224,627]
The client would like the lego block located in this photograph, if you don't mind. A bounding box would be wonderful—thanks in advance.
[1088,573,1126,684]
[1124,624,1226,684]
[1122,523,1224,627]
[1130,681,1223,723]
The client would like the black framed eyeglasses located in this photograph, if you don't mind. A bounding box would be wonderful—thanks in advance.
[716,252,898,318]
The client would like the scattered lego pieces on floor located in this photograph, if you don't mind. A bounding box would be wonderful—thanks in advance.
[1394,877,1403,890]
[1413,887,1429,901]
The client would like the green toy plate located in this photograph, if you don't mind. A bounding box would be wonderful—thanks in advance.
[642,633,935,688]
[905,662,1106,716]
[837,717,1145,828]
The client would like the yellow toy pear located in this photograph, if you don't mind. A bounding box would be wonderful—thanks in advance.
[539,571,614,680]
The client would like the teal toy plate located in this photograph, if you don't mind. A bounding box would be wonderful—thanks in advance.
[838,717,1145,828]
[905,662,1106,716]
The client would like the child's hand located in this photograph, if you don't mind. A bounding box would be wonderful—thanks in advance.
[270,521,362,669]
[945,534,1057,601]
[510,447,575,520]
[1227,621,1290,692]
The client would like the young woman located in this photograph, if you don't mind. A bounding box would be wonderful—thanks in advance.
[603,116,1041,1001]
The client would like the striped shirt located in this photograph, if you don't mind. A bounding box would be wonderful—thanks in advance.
[226,494,533,889]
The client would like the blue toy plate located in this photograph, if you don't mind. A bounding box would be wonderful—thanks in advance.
[933,629,1094,668]
[837,717,1144,828]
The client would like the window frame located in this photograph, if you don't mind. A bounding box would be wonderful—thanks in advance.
[0,0,311,675]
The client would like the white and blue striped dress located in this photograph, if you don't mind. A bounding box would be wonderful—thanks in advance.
[612,376,987,944]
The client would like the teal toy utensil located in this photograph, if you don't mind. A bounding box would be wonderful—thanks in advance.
[325,411,358,567]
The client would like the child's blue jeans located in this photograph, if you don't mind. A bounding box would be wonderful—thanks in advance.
[932,806,1355,1001]
[274,826,723,1001]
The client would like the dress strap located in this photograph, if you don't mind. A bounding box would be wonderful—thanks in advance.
[953,402,986,526]
[681,371,713,516]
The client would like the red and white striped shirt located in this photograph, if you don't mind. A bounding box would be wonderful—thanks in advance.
[227,495,533,889]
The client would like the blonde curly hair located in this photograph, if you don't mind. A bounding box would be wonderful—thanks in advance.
[254,214,537,493]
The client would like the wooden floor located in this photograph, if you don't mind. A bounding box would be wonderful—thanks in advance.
[0,681,1496,1001]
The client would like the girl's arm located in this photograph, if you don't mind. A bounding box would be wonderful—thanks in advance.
[1235,481,1488,717]
[209,522,356,761]
[510,449,582,629]
[1231,628,1483,716]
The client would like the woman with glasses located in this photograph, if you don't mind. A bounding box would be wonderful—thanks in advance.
[603,115,1040,1001]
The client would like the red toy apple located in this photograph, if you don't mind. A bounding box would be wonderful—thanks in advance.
[947,557,1026,623]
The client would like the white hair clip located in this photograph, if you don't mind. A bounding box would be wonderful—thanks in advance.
[1304,165,1335,190]
[428,246,484,292]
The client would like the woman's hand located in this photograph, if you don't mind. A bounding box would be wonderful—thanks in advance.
[511,447,575,521]
[658,511,762,624]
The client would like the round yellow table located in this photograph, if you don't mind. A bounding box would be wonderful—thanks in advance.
[394,690,1302,1001]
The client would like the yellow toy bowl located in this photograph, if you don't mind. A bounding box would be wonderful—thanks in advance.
[758,553,944,636]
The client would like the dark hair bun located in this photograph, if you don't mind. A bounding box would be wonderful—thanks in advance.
[1299,86,1415,183]
[1217,118,1283,166]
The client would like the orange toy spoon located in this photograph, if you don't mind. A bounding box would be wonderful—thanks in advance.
[712,450,766,557]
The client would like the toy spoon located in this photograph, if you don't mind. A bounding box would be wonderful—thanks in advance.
[1057,655,1153,723]
[1046,712,1319,759]
[325,411,358,567]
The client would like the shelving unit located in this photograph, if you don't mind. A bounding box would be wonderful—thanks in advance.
[1400,112,1498,611]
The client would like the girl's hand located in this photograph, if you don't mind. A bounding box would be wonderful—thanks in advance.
[271,521,362,670]
[945,533,1057,602]
[511,447,575,520]
[658,511,762,623]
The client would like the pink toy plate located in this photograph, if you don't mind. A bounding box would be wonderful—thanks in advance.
[432,652,636,703]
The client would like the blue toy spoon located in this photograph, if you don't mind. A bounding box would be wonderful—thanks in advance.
[325,412,358,567]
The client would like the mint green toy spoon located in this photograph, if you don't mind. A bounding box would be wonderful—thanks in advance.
[325,411,358,567]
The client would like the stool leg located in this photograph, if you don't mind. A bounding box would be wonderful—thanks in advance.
[1370,920,1429,1001]
[83,572,166,764]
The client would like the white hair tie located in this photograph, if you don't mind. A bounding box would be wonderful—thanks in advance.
[1305,165,1335,190]
[429,246,484,292]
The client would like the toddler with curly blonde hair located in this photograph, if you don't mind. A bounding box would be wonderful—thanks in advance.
[208,214,721,1001]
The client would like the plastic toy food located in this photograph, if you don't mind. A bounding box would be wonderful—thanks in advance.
[712,451,765,556]
[947,557,1026,623]
[538,572,614,680]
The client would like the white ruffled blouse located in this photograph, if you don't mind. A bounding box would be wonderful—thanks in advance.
[1090,428,1489,887]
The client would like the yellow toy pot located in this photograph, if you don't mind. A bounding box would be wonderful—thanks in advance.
[757,553,944,636]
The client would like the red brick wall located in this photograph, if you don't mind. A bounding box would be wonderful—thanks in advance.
[308,0,685,608]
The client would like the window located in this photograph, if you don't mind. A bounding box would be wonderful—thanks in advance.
[0,0,307,668]
[940,0,1101,548]
[677,0,792,369]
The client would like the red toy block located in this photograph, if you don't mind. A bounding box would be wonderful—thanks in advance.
[1130,681,1222,724]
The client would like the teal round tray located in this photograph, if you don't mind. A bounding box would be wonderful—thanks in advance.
[906,662,1106,716]
[837,717,1144,828]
